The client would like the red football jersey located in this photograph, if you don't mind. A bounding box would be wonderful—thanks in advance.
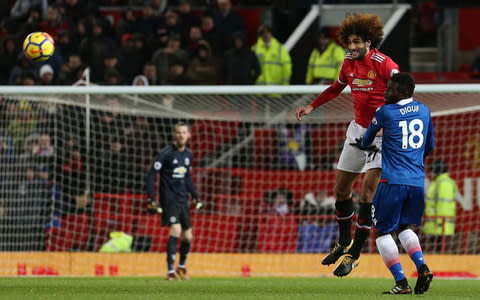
[310,49,399,128]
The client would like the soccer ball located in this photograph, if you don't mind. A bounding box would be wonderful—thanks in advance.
[22,32,55,62]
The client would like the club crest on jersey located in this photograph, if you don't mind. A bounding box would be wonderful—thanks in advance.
[173,166,187,178]
[173,159,178,164]
[352,78,373,86]
[154,161,162,170]
[185,158,190,166]
[368,70,376,79]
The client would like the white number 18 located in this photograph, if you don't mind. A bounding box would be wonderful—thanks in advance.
[398,119,424,149]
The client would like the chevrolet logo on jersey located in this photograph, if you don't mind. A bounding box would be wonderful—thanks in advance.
[352,78,373,86]
[172,166,187,178]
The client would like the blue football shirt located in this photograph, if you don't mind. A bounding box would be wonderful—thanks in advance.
[361,98,434,187]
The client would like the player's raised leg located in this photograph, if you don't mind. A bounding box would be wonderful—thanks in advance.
[377,234,412,294]
[398,228,433,294]
[334,168,381,276]
[322,169,357,265]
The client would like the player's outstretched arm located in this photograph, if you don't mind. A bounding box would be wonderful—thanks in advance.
[295,105,313,121]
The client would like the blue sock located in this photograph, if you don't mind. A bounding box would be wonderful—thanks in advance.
[410,250,425,270]
[389,262,406,282]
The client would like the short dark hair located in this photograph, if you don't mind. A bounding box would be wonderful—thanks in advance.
[390,72,415,98]
[430,159,447,174]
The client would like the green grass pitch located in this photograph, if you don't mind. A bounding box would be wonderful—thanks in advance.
[0,277,478,300]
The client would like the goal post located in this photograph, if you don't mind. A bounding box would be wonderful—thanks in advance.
[0,84,479,277]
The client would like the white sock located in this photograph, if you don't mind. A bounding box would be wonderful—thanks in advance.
[376,234,400,267]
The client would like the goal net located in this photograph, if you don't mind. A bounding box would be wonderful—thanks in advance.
[0,84,478,277]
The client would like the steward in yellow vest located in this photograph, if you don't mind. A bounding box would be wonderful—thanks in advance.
[99,231,133,253]
[252,25,292,86]
[306,27,345,84]
[423,160,457,253]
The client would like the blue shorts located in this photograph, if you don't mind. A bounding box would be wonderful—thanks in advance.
[372,183,425,234]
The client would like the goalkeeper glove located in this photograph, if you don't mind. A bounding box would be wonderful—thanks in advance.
[350,138,379,152]
[193,198,204,210]
[147,198,162,214]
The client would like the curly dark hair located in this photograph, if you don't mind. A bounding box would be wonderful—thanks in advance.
[337,13,384,49]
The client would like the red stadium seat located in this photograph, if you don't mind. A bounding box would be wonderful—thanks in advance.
[190,119,219,166]
[254,128,277,169]
[191,215,240,252]
[411,72,440,83]
[45,214,90,251]
[133,214,169,252]
[441,72,471,83]
[257,215,298,253]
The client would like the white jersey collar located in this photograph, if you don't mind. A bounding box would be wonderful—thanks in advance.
[397,98,413,106]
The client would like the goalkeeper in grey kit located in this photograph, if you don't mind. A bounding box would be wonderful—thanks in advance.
[145,122,203,280]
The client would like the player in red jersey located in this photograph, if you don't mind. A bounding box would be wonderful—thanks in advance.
[295,13,399,277]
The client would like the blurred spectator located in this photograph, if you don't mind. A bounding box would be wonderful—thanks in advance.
[63,0,88,26]
[152,0,168,15]
[146,26,169,58]
[252,25,292,85]
[6,164,50,250]
[177,0,201,46]
[415,0,437,47]
[212,0,246,57]
[38,64,54,85]
[141,61,159,85]
[32,133,54,156]
[166,59,194,85]
[277,123,309,170]
[8,53,37,85]
[60,145,89,213]
[306,27,345,85]
[55,30,76,66]
[184,25,203,58]
[116,32,148,83]
[132,74,149,86]
[7,101,37,152]
[471,47,480,73]
[20,71,37,86]
[187,39,221,84]
[9,0,47,23]
[70,19,89,51]
[124,116,161,193]
[39,4,71,41]
[16,5,42,39]
[103,68,123,85]
[94,136,129,194]
[56,53,84,85]
[115,8,137,42]
[263,188,293,216]
[224,31,260,85]
[299,190,335,215]
[163,8,182,37]
[0,35,20,84]
[78,19,116,83]
[200,13,221,57]
[133,1,162,38]
[151,33,188,84]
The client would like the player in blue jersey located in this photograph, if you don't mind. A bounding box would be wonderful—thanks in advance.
[145,122,203,280]
[352,73,434,294]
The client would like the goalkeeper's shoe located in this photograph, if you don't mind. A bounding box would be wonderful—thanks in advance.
[321,240,353,266]
[165,271,178,281]
[414,264,433,294]
[383,282,412,294]
[176,266,190,280]
[333,254,358,277]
